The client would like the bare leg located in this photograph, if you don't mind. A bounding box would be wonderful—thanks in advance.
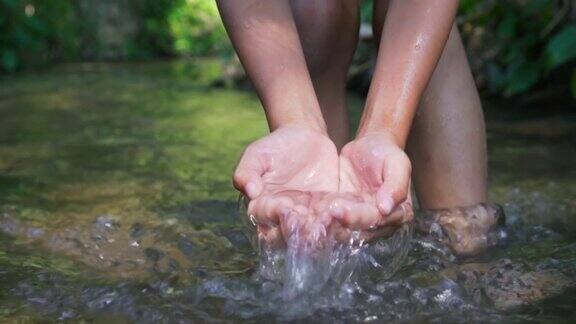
[407,25,488,209]
[373,1,500,255]
[373,1,487,209]
[290,0,360,149]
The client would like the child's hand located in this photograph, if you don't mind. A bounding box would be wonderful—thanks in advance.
[335,131,414,236]
[233,126,340,247]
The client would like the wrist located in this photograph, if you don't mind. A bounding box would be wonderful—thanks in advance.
[266,104,327,135]
[273,119,327,135]
[356,127,405,148]
[356,100,412,149]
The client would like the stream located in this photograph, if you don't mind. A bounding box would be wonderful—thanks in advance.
[0,61,575,322]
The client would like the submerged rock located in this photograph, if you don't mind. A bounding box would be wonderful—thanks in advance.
[446,258,576,310]
[0,209,575,321]
[130,223,145,239]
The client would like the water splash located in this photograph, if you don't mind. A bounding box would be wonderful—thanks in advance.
[237,194,413,299]
[2,198,574,322]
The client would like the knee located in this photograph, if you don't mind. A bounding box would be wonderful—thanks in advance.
[291,0,360,79]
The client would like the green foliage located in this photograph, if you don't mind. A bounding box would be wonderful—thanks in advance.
[168,0,229,56]
[545,25,576,71]
[360,0,373,24]
[460,0,576,97]
[129,0,229,58]
[0,0,77,72]
[1,0,230,71]
[1,0,574,100]
[130,0,184,58]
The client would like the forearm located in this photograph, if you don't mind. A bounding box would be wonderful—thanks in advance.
[216,0,326,132]
[358,0,459,147]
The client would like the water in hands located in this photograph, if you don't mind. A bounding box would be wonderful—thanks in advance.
[233,127,413,299]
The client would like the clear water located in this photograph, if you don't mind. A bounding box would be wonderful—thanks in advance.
[236,193,413,299]
[0,61,575,322]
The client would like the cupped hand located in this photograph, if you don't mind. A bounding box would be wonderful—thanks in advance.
[234,128,414,248]
[334,131,414,239]
[233,126,340,248]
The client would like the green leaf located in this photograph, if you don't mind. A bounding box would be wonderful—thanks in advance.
[545,25,576,71]
[523,0,549,16]
[497,12,517,40]
[504,63,539,96]
[1,49,18,72]
[460,0,481,13]
[503,42,525,64]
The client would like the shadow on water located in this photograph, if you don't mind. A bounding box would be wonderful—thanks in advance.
[0,60,575,322]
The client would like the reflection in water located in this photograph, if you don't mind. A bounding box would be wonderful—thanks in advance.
[0,62,575,322]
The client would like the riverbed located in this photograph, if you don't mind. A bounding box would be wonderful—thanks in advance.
[0,61,575,322]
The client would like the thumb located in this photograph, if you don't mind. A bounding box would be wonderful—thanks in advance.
[375,151,411,215]
[233,148,266,199]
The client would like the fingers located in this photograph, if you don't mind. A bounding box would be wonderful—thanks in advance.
[329,197,382,231]
[376,151,411,215]
[384,199,414,226]
[233,147,266,200]
[247,190,414,248]
[328,196,413,243]
[249,193,317,248]
[250,196,296,248]
[359,224,401,242]
[248,194,294,226]
[328,221,350,244]
[258,224,285,249]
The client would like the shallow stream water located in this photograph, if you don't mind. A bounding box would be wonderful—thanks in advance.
[0,61,575,322]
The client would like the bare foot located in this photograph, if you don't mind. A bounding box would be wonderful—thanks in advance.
[415,203,505,256]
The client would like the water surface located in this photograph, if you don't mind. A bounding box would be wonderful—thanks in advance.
[0,61,575,322]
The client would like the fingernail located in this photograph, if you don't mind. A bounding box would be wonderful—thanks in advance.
[245,182,258,199]
[379,196,395,215]
[329,203,345,219]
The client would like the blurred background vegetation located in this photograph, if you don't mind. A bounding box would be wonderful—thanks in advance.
[1,0,576,101]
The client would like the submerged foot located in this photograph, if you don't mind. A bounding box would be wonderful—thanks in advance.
[415,203,506,256]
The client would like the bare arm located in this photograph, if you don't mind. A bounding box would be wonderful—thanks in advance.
[339,1,460,221]
[216,0,326,133]
[358,0,459,146]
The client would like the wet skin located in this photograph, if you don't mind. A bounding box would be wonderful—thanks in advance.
[235,127,411,248]
[218,0,498,254]
[234,127,340,248]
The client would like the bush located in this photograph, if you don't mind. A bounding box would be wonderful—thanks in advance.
[459,0,576,97]
[130,0,230,58]
[168,0,230,57]
[2,0,574,100]
[0,0,77,72]
[0,0,230,71]
[130,0,182,58]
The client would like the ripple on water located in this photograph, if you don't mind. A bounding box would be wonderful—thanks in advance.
[1,196,576,322]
